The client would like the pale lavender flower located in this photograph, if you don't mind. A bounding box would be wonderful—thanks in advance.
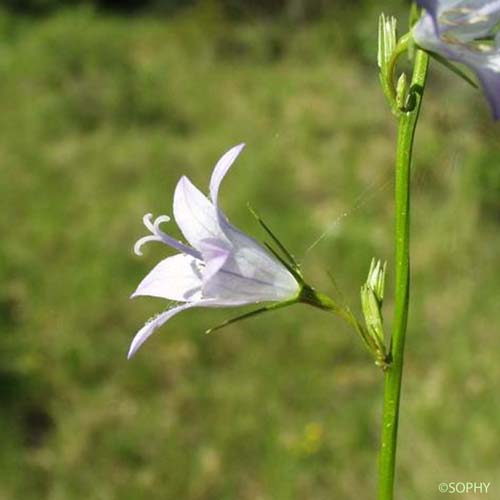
[413,0,500,119]
[128,144,301,358]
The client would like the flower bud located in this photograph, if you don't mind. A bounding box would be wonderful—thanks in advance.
[360,259,388,367]
[396,73,408,111]
[377,13,397,71]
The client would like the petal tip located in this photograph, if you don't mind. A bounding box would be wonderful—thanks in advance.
[231,143,246,157]
[175,174,190,188]
[209,143,247,203]
[127,329,148,359]
[127,343,138,359]
[130,284,143,299]
[175,175,198,201]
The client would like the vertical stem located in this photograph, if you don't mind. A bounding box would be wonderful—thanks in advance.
[378,48,429,500]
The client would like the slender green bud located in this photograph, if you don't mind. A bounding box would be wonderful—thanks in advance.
[361,285,385,349]
[377,13,397,71]
[396,73,408,111]
[360,258,389,368]
[378,13,403,115]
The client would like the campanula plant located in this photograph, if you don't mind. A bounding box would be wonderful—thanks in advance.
[129,144,389,364]
[376,2,498,499]
[127,2,498,499]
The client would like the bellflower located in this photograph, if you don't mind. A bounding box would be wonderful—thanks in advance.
[128,144,301,358]
[413,0,500,118]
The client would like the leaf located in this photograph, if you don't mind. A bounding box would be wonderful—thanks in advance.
[429,51,479,89]
[247,203,299,270]
[205,300,294,334]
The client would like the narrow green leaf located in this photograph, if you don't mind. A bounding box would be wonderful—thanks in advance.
[429,51,479,89]
[263,242,303,283]
[247,204,299,270]
[205,300,294,334]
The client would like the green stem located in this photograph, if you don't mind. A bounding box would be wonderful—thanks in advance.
[300,286,389,368]
[378,48,429,500]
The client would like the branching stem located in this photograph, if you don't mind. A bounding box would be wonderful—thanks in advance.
[377,47,429,500]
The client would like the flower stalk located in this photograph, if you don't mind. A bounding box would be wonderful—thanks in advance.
[377,47,429,500]
[300,283,390,369]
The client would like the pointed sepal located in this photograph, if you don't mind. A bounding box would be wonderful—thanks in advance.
[378,13,397,71]
[205,298,297,334]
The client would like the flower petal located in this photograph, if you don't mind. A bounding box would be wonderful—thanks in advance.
[127,302,199,359]
[439,1,500,41]
[417,0,500,25]
[198,238,231,283]
[204,144,299,302]
[413,10,440,46]
[474,65,500,119]
[202,227,300,303]
[415,1,500,41]
[209,143,246,206]
[203,263,299,303]
[413,0,500,120]
[173,176,227,250]
[127,298,250,359]
[416,0,436,11]
[416,0,438,18]
[131,253,204,302]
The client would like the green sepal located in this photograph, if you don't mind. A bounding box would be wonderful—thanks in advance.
[247,204,300,271]
[263,242,304,284]
[408,3,421,29]
[428,51,479,89]
[205,298,297,334]
[378,13,397,71]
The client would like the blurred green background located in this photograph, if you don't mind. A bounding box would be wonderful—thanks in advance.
[1,1,499,499]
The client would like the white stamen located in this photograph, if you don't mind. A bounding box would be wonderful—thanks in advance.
[135,212,201,258]
[135,214,173,255]
[142,213,155,232]
[153,215,171,233]
[134,235,163,256]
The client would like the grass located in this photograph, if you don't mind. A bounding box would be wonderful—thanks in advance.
[0,4,499,499]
